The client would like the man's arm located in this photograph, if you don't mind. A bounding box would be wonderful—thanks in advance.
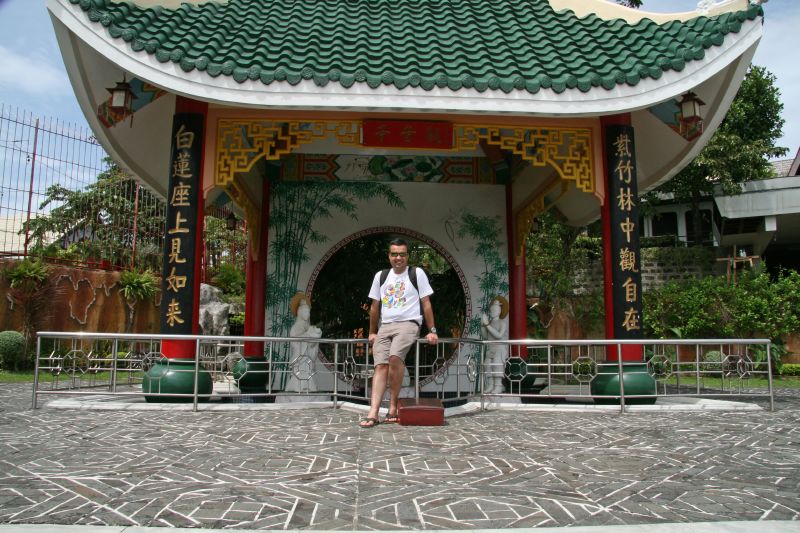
[368,299,380,344]
[421,296,438,344]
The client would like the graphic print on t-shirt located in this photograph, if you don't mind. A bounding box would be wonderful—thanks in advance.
[382,280,407,309]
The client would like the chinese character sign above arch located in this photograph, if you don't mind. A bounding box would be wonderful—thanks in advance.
[215,119,595,194]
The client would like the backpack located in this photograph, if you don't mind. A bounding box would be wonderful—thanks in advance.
[378,267,426,326]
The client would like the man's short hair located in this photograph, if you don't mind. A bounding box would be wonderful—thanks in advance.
[389,237,408,249]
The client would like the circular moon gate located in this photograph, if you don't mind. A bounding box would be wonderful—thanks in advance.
[306,226,472,387]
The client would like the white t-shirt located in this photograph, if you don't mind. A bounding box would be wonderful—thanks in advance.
[369,267,433,325]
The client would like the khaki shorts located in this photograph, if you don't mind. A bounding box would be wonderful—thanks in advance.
[372,321,420,366]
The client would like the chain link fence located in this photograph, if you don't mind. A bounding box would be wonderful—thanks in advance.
[0,104,244,279]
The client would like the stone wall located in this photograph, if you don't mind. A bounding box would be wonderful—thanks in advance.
[570,253,715,294]
[531,250,716,342]
[0,260,161,335]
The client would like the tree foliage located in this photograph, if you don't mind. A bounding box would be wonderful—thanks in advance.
[24,158,165,270]
[646,66,787,243]
[204,214,247,280]
[615,0,642,7]
[526,211,603,334]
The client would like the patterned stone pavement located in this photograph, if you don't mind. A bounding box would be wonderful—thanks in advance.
[1,383,799,530]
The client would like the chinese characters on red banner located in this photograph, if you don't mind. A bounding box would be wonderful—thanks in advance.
[362,120,453,149]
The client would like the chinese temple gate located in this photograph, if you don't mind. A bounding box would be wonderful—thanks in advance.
[47,0,766,398]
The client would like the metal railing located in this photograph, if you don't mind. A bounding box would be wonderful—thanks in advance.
[31,332,774,412]
[477,338,774,412]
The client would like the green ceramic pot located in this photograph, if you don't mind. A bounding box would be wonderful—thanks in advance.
[590,362,657,405]
[142,359,212,403]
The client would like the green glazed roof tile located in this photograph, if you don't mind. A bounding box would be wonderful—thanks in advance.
[69,0,762,95]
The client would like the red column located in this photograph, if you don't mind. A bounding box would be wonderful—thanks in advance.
[161,96,208,359]
[506,184,528,352]
[244,179,270,357]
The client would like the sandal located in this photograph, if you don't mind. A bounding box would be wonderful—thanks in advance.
[383,412,399,424]
[359,417,380,428]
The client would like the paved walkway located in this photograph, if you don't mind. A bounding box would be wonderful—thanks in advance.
[1,384,799,531]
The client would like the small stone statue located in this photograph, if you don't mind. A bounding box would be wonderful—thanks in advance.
[198,283,231,336]
[285,292,323,392]
[480,295,509,394]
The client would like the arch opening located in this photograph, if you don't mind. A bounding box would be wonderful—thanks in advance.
[307,226,471,387]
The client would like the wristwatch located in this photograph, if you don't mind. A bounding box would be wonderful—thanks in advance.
[429,327,437,334]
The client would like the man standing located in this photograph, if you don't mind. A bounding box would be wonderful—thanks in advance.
[360,238,438,428]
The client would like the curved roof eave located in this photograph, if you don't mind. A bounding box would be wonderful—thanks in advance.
[49,7,171,198]
[47,0,762,117]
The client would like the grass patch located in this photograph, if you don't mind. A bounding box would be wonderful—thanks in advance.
[0,370,145,384]
[658,374,800,389]
[0,371,35,383]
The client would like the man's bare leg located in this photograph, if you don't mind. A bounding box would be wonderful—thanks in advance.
[362,364,388,425]
[387,355,405,417]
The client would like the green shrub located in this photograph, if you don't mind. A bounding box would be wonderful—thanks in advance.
[228,312,245,327]
[644,270,800,341]
[119,270,157,302]
[212,263,245,296]
[0,330,27,371]
[3,258,48,291]
[781,364,800,377]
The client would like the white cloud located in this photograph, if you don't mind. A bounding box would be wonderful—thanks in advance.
[752,5,800,154]
[0,45,69,96]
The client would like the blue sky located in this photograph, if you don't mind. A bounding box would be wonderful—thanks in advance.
[0,0,798,160]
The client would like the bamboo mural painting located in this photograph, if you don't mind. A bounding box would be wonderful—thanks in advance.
[456,212,509,336]
[267,180,403,387]
[454,212,508,392]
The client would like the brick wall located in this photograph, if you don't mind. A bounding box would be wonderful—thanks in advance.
[566,250,715,295]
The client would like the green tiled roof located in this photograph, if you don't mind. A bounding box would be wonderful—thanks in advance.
[70,0,762,95]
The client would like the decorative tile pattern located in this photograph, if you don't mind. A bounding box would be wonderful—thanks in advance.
[66,0,762,95]
[1,384,799,529]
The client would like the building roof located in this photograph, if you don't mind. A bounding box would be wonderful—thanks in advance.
[46,0,765,214]
[65,0,762,96]
[772,158,794,178]
[771,148,800,177]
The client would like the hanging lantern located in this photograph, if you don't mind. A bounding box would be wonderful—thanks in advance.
[678,91,705,140]
[226,212,238,231]
[106,74,135,113]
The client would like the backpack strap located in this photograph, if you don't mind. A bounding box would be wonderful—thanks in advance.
[380,267,419,291]
[408,266,419,293]
[409,267,425,326]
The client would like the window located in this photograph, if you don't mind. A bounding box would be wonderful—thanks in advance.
[651,212,678,237]
[685,209,713,244]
